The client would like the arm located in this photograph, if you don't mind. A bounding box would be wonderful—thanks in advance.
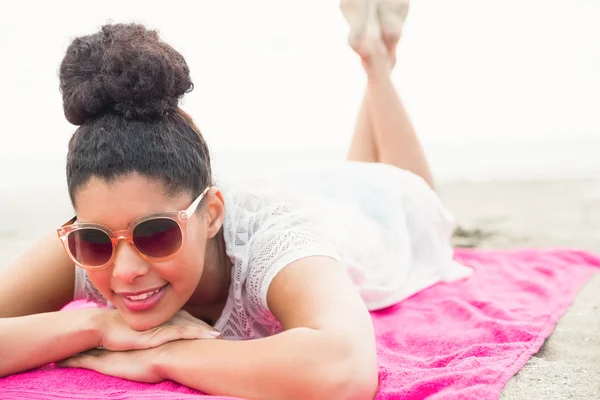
[0,309,104,377]
[0,232,103,377]
[155,256,378,400]
[0,232,222,377]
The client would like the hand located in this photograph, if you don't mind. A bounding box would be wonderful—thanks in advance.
[98,309,220,351]
[57,347,163,383]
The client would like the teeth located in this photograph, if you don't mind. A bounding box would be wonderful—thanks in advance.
[126,288,160,301]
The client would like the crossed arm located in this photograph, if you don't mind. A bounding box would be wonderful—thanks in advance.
[59,257,379,400]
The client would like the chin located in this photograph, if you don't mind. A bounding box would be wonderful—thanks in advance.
[122,310,173,331]
[111,285,182,331]
[113,298,177,331]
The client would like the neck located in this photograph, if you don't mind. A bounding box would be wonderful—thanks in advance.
[185,229,232,323]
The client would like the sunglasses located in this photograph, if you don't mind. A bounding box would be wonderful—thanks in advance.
[57,187,211,270]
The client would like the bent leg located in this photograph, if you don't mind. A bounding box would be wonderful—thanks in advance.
[347,91,378,163]
[341,0,434,188]
[364,46,434,189]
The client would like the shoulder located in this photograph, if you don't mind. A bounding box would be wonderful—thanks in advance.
[243,206,342,314]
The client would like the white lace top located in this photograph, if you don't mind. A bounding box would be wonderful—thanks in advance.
[74,162,472,340]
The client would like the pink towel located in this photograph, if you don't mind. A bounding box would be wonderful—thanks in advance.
[1,249,598,399]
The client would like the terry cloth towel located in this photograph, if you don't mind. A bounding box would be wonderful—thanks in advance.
[0,248,598,400]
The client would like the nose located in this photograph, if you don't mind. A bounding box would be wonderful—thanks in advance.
[111,240,150,284]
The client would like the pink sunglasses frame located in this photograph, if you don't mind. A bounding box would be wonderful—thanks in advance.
[57,187,211,271]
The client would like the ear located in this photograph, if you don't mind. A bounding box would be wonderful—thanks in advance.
[204,187,225,240]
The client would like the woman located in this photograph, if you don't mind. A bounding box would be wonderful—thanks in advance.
[0,1,471,399]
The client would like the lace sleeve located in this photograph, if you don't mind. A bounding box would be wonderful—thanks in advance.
[243,203,342,325]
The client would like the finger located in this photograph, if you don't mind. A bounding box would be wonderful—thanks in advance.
[172,310,218,332]
[178,325,221,340]
[56,347,115,368]
[177,312,220,332]
[175,310,205,324]
[145,325,220,348]
[81,348,108,356]
[57,354,94,369]
[161,325,220,342]
[174,310,193,319]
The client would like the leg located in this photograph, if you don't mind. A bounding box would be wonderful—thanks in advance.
[346,91,378,163]
[343,0,380,163]
[363,38,435,189]
[342,0,434,188]
[345,33,399,164]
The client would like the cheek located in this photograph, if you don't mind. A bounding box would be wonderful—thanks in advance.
[180,241,206,280]
[86,270,113,298]
[180,219,208,278]
[161,237,206,292]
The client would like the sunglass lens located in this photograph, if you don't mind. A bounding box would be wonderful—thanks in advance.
[68,229,113,267]
[133,218,182,259]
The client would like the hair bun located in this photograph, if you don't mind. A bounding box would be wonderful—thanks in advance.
[59,23,193,125]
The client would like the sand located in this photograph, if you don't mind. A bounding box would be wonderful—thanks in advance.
[1,178,599,398]
[439,179,600,399]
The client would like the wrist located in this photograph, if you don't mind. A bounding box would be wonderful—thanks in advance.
[85,307,112,348]
[152,340,178,381]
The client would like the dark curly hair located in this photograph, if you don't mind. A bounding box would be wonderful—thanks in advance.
[59,23,212,206]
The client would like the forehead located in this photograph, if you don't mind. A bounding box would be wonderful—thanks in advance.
[73,173,192,229]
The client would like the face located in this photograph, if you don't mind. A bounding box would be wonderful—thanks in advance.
[73,173,217,331]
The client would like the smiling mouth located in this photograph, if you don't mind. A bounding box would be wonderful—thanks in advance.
[116,284,170,312]
[125,287,163,301]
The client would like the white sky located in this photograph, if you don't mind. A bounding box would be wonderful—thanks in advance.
[0,0,599,187]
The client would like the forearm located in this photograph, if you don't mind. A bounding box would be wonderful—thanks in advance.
[0,309,103,377]
[156,327,377,400]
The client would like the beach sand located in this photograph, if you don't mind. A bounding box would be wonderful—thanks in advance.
[440,179,600,399]
[1,178,599,398]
